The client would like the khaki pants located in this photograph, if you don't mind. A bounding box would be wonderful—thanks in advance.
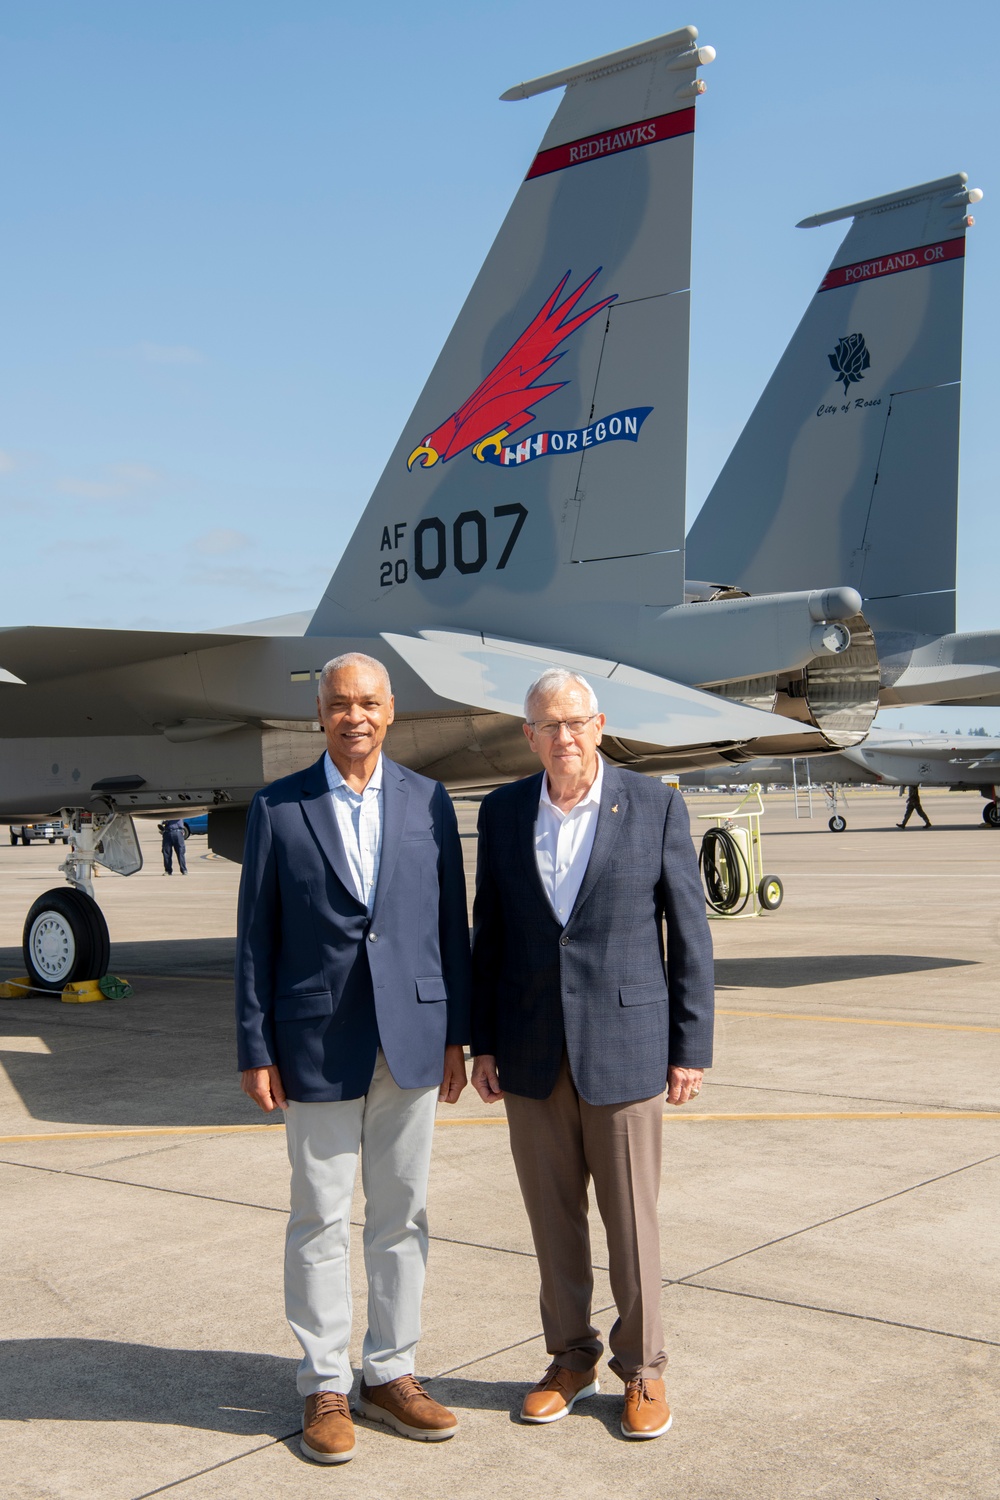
[504,1054,666,1382]
[283,1051,439,1396]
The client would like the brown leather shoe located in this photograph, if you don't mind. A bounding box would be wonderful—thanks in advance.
[620,1376,672,1439]
[301,1390,356,1464]
[356,1375,457,1441]
[521,1362,600,1424]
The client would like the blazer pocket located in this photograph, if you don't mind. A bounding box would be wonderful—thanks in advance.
[415,975,448,1002]
[275,989,334,1021]
[619,983,667,1007]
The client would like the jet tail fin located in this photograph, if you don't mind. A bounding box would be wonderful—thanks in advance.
[686,174,981,638]
[308,29,714,655]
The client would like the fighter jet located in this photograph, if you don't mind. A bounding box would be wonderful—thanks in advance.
[685,172,997,713]
[681,727,1000,829]
[0,27,880,990]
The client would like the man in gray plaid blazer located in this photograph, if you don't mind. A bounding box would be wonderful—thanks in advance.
[471,668,714,1441]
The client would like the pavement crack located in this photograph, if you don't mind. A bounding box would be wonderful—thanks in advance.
[673,1149,1000,1281]
[673,1282,1000,1347]
[702,1081,999,1111]
[0,1159,555,1262]
[0,1157,287,1214]
[129,1434,301,1497]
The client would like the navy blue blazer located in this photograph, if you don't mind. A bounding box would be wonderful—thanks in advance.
[471,763,713,1106]
[236,754,471,1102]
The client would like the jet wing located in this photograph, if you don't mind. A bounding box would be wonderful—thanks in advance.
[382,630,798,747]
[0,626,254,684]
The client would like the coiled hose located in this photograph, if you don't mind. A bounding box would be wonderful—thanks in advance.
[699,825,751,915]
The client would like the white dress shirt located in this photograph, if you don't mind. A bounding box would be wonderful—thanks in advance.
[324,751,383,912]
[534,754,605,926]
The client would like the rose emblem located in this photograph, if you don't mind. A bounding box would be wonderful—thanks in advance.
[828,333,871,394]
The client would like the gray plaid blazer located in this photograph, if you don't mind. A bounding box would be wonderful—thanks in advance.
[471,763,714,1106]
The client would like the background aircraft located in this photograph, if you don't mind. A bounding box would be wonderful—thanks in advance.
[686,172,998,713]
[681,727,1000,829]
[1,26,881,990]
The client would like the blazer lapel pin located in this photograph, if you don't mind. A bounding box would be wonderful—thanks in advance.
[611,804,618,813]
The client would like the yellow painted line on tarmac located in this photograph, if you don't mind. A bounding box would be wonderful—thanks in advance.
[717,1009,1000,1034]
[3,1111,999,1147]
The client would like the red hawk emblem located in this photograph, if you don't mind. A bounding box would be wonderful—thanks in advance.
[407,269,616,470]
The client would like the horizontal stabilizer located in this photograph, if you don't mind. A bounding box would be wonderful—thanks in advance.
[0,626,253,684]
[382,630,795,747]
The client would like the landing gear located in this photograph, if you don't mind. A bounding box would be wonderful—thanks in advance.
[983,801,1000,828]
[823,783,848,832]
[18,806,143,991]
[23,887,110,991]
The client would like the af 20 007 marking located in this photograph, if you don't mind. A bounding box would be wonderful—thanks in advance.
[378,504,528,586]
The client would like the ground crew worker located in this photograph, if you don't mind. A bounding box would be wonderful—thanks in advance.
[160,818,188,874]
[897,786,931,829]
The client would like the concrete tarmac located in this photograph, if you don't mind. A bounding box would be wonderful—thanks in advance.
[0,790,997,1499]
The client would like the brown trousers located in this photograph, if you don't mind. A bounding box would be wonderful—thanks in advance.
[504,1054,666,1381]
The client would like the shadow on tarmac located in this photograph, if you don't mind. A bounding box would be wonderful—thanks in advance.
[0,963,254,1128]
[714,953,975,990]
[0,1340,299,1435]
[0,937,236,981]
[426,1375,628,1435]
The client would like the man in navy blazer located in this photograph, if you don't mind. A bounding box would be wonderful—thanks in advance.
[237,653,471,1464]
[471,668,714,1441]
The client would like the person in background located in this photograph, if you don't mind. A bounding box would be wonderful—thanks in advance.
[897,785,931,828]
[160,818,188,875]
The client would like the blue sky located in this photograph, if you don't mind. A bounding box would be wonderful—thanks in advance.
[2,1,998,731]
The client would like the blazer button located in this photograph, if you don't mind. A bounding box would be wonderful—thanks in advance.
[560,935,570,946]
[368,932,378,943]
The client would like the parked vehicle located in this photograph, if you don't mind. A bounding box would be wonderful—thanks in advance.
[10,821,70,846]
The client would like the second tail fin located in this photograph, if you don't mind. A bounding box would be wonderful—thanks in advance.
[686,174,980,636]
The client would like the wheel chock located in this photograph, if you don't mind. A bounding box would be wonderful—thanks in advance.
[99,975,133,1000]
[0,976,33,998]
[61,979,106,1004]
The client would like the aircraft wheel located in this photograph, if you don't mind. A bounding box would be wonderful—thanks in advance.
[9,832,17,845]
[983,802,1000,828]
[828,815,847,832]
[757,875,784,911]
[22,834,31,846]
[23,888,111,992]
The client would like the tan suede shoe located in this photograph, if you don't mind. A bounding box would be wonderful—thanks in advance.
[620,1376,672,1439]
[356,1375,457,1441]
[300,1390,356,1464]
[521,1362,600,1423]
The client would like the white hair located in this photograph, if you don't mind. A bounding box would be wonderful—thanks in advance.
[524,668,599,722]
[318,652,392,704]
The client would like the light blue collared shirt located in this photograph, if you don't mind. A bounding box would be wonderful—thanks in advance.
[324,751,383,912]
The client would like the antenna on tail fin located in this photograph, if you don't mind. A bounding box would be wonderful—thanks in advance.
[686,174,982,639]
[308,28,714,658]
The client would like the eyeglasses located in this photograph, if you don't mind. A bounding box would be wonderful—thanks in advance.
[526,715,598,737]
